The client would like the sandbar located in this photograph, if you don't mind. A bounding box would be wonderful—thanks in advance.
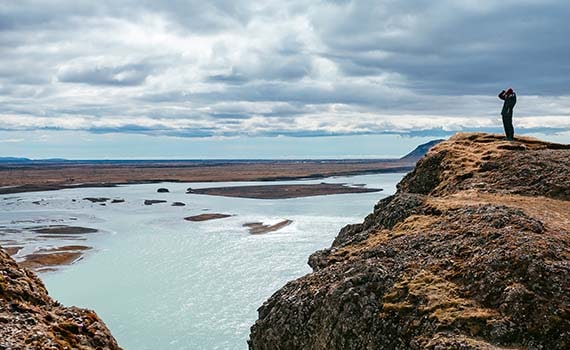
[188,183,381,199]
[31,226,98,234]
[20,251,83,269]
[19,245,92,271]
[244,220,293,234]
[144,199,167,205]
[184,213,232,222]
[2,246,23,256]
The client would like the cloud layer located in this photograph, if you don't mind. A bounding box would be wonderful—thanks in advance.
[1,0,569,139]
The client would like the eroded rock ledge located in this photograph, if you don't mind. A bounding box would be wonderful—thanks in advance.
[249,133,570,350]
[0,248,121,349]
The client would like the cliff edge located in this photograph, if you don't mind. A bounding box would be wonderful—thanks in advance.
[0,248,121,349]
[249,133,570,350]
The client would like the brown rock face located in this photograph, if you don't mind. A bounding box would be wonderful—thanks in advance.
[249,133,570,350]
[0,248,121,349]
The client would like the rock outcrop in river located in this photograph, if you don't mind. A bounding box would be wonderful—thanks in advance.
[0,248,121,349]
[249,133,570,350]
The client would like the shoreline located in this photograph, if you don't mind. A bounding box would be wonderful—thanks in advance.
[0,168,403,274]
[0,164,409,348]
[0,161,413,195]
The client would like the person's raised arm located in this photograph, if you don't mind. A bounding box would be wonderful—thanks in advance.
[498,90,506,100]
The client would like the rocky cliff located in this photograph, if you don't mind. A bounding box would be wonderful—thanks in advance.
[0,248,121,349]
[249,133,570,350]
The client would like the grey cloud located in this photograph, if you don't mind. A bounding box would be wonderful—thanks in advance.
[208,112,250,119]
[0,0,569,140]
[88,125,214,137]
[207,53,313,84]
[139,0,252,33]
[183,81,408,108]
[136,79,535,118]
[277,35,306,56]
[0,0,250,34]
[0,2,93,31]
[58,62,155,86]
[207,71,250,85]
[0,65,52,86]
[54,122,570,139]
[313,0,570,95]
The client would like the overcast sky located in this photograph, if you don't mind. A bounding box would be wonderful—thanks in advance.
[1,0,569,158]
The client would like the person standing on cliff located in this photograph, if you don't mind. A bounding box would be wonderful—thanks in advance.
[498,88,517,140]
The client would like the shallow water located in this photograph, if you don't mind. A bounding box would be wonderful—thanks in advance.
[0,173,404,349]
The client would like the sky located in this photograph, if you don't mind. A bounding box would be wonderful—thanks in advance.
[0,0,569,159]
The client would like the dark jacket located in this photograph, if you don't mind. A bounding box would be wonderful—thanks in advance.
[499,90,517,116]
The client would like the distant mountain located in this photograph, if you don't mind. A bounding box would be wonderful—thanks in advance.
[39,158,68,162]
[400,139,445,162]
[0,157,68,163]
[0,157,32,163]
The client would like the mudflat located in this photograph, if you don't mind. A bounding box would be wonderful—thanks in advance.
[188,183,382,199]
[2,246,23,256]
[18,245,92,271]
[243,220,293,234]
[184,213,233,222]
[19,251,84,270]
[31,226,98,234]
[1,226,98,272]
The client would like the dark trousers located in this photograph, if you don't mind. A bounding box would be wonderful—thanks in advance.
[502,111,514,140]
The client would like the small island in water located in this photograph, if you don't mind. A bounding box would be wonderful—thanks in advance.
[187,183,382,199]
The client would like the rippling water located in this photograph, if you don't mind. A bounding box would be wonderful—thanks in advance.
[0,173,404,349]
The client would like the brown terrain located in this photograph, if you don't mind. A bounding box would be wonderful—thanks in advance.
[184,213,233,222]
[20,246,92,272]
[0,248,121,349]
[0,159,416,195]
[244,220,293,234]
[1,225,99,273]
[188,183,382,199]
[31,226,99,235]
[249,133,570,350]
[3,246,22,256]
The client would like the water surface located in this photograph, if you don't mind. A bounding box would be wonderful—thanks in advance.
[0,173,404,349]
